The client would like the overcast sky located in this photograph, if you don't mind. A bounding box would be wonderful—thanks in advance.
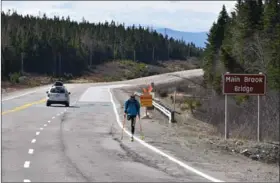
[2,1,236,32]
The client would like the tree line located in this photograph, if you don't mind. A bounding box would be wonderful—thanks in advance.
[1,10,204,78]
[202,0,280,92]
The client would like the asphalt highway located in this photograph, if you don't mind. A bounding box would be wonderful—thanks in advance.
[2,69,237,182]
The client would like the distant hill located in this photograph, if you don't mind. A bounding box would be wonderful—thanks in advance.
[155,28,207,48]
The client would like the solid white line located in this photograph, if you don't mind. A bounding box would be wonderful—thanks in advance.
[23,179,31,182]
[24,161,30,168]
[28,149,34,154]
[2,91,37,101]
[48,120,51,123]
[52,116,55,119]
[44,124,47,127]
[31,139,36,143]
[40,128,43,130]
[108,88,224,182]
[35,132,40,135]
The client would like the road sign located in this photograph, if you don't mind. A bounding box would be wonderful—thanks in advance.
[223,73,266,95]
[140,94,153,107]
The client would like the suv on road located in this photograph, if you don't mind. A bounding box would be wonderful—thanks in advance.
[46,86,70,107]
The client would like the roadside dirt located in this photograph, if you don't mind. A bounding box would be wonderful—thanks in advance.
[112,87,279,182]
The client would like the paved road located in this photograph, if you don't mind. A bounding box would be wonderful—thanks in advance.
[2,69,233,182]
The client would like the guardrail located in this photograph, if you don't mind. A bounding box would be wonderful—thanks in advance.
[134,92,174,123]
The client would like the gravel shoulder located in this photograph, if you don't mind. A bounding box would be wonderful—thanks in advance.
[112,87,279,182]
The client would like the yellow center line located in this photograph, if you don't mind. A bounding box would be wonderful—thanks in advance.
[1,98,46,115]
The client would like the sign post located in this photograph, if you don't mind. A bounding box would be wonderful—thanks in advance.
[223,72,266,141]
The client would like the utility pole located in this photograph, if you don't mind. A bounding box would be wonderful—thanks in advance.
[58,53,62,77]
[21,52,24,74]
[165,28,170,60]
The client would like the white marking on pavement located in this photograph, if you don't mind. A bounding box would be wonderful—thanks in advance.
[57,113,60,116]
[52,116,55,119]
[23,179,31,182]
[44,124,47,127]
[40,128,43,130]
[35,132,40,135]
[24,161,30,168]
[48,120,51,123]
[108,88,224,182]
[28,149,34,154]
[2,91,37,101]
[31,139,36,143]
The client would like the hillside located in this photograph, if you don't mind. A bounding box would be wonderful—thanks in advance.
[1,11,204,82]
[155,28,207,48]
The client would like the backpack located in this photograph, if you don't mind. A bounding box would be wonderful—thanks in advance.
[125,99,139,113]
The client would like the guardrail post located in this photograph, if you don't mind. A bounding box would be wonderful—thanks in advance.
[170,111,175,123]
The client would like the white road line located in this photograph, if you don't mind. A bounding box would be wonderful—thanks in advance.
[2,91,37,101]
[31,139,36,143]
[57,113,60,116]
[108,88,224,182]
[35,132,40,135]
[44,124,47,127]
[40,128,43,130]
[48,120,51,123]
[23,179,31,182]
[52,116,55,119]
[28,149,34,154]
[24,161,30,168]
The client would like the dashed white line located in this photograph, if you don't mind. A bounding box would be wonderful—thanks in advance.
[28,149,34,154]
[24,161,30,168]
[35,132,40,135]
[40,128,43,130]
[52,116,55,119]
[23,179,31,182]
[31,139,36,143]
[44,124,47,127]
[57,113,60,116]
[48,120,51,123]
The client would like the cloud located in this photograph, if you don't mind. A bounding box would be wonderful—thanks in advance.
[2,1,236,32]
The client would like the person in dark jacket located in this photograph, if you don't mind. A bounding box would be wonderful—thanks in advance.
[124,93,141,141]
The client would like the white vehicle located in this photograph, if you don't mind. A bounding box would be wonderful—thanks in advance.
[46,86,71,107]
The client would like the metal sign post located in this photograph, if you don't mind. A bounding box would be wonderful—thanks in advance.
[223,72,266,141]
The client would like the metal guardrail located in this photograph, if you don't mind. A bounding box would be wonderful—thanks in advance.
[135,92,174,123]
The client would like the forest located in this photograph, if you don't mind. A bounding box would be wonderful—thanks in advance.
[197,0,280,141]
[1,10,203,78]
[203,0,280,92]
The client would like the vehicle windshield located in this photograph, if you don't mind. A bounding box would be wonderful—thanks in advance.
[50,87,66,93]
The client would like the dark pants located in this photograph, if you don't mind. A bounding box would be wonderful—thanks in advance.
[127,115,136,135]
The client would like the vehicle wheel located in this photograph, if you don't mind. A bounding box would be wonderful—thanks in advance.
[46,102,51,107]
[65,102,69,107]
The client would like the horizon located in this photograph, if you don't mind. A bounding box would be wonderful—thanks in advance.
[2,1,236,32]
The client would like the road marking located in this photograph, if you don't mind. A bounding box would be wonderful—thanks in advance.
[35,132,40,135]
[23,179,31,182]
[57,113,60,116]
[52,116,55,119]
[2,91,37,101]
[44,124,47,127]
[31,139,36,143]
[108,88,224,182]
[48,120,51,123]
[40,128,43,130]
[1,98,46,115]
[28,149,34,154]
[24,161,30,168]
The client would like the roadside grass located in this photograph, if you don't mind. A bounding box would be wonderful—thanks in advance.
[151,77,279,164]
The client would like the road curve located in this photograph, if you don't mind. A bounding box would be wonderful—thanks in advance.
[1,70,241,182]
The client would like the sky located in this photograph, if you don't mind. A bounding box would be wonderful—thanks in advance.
[2,1,236,32]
